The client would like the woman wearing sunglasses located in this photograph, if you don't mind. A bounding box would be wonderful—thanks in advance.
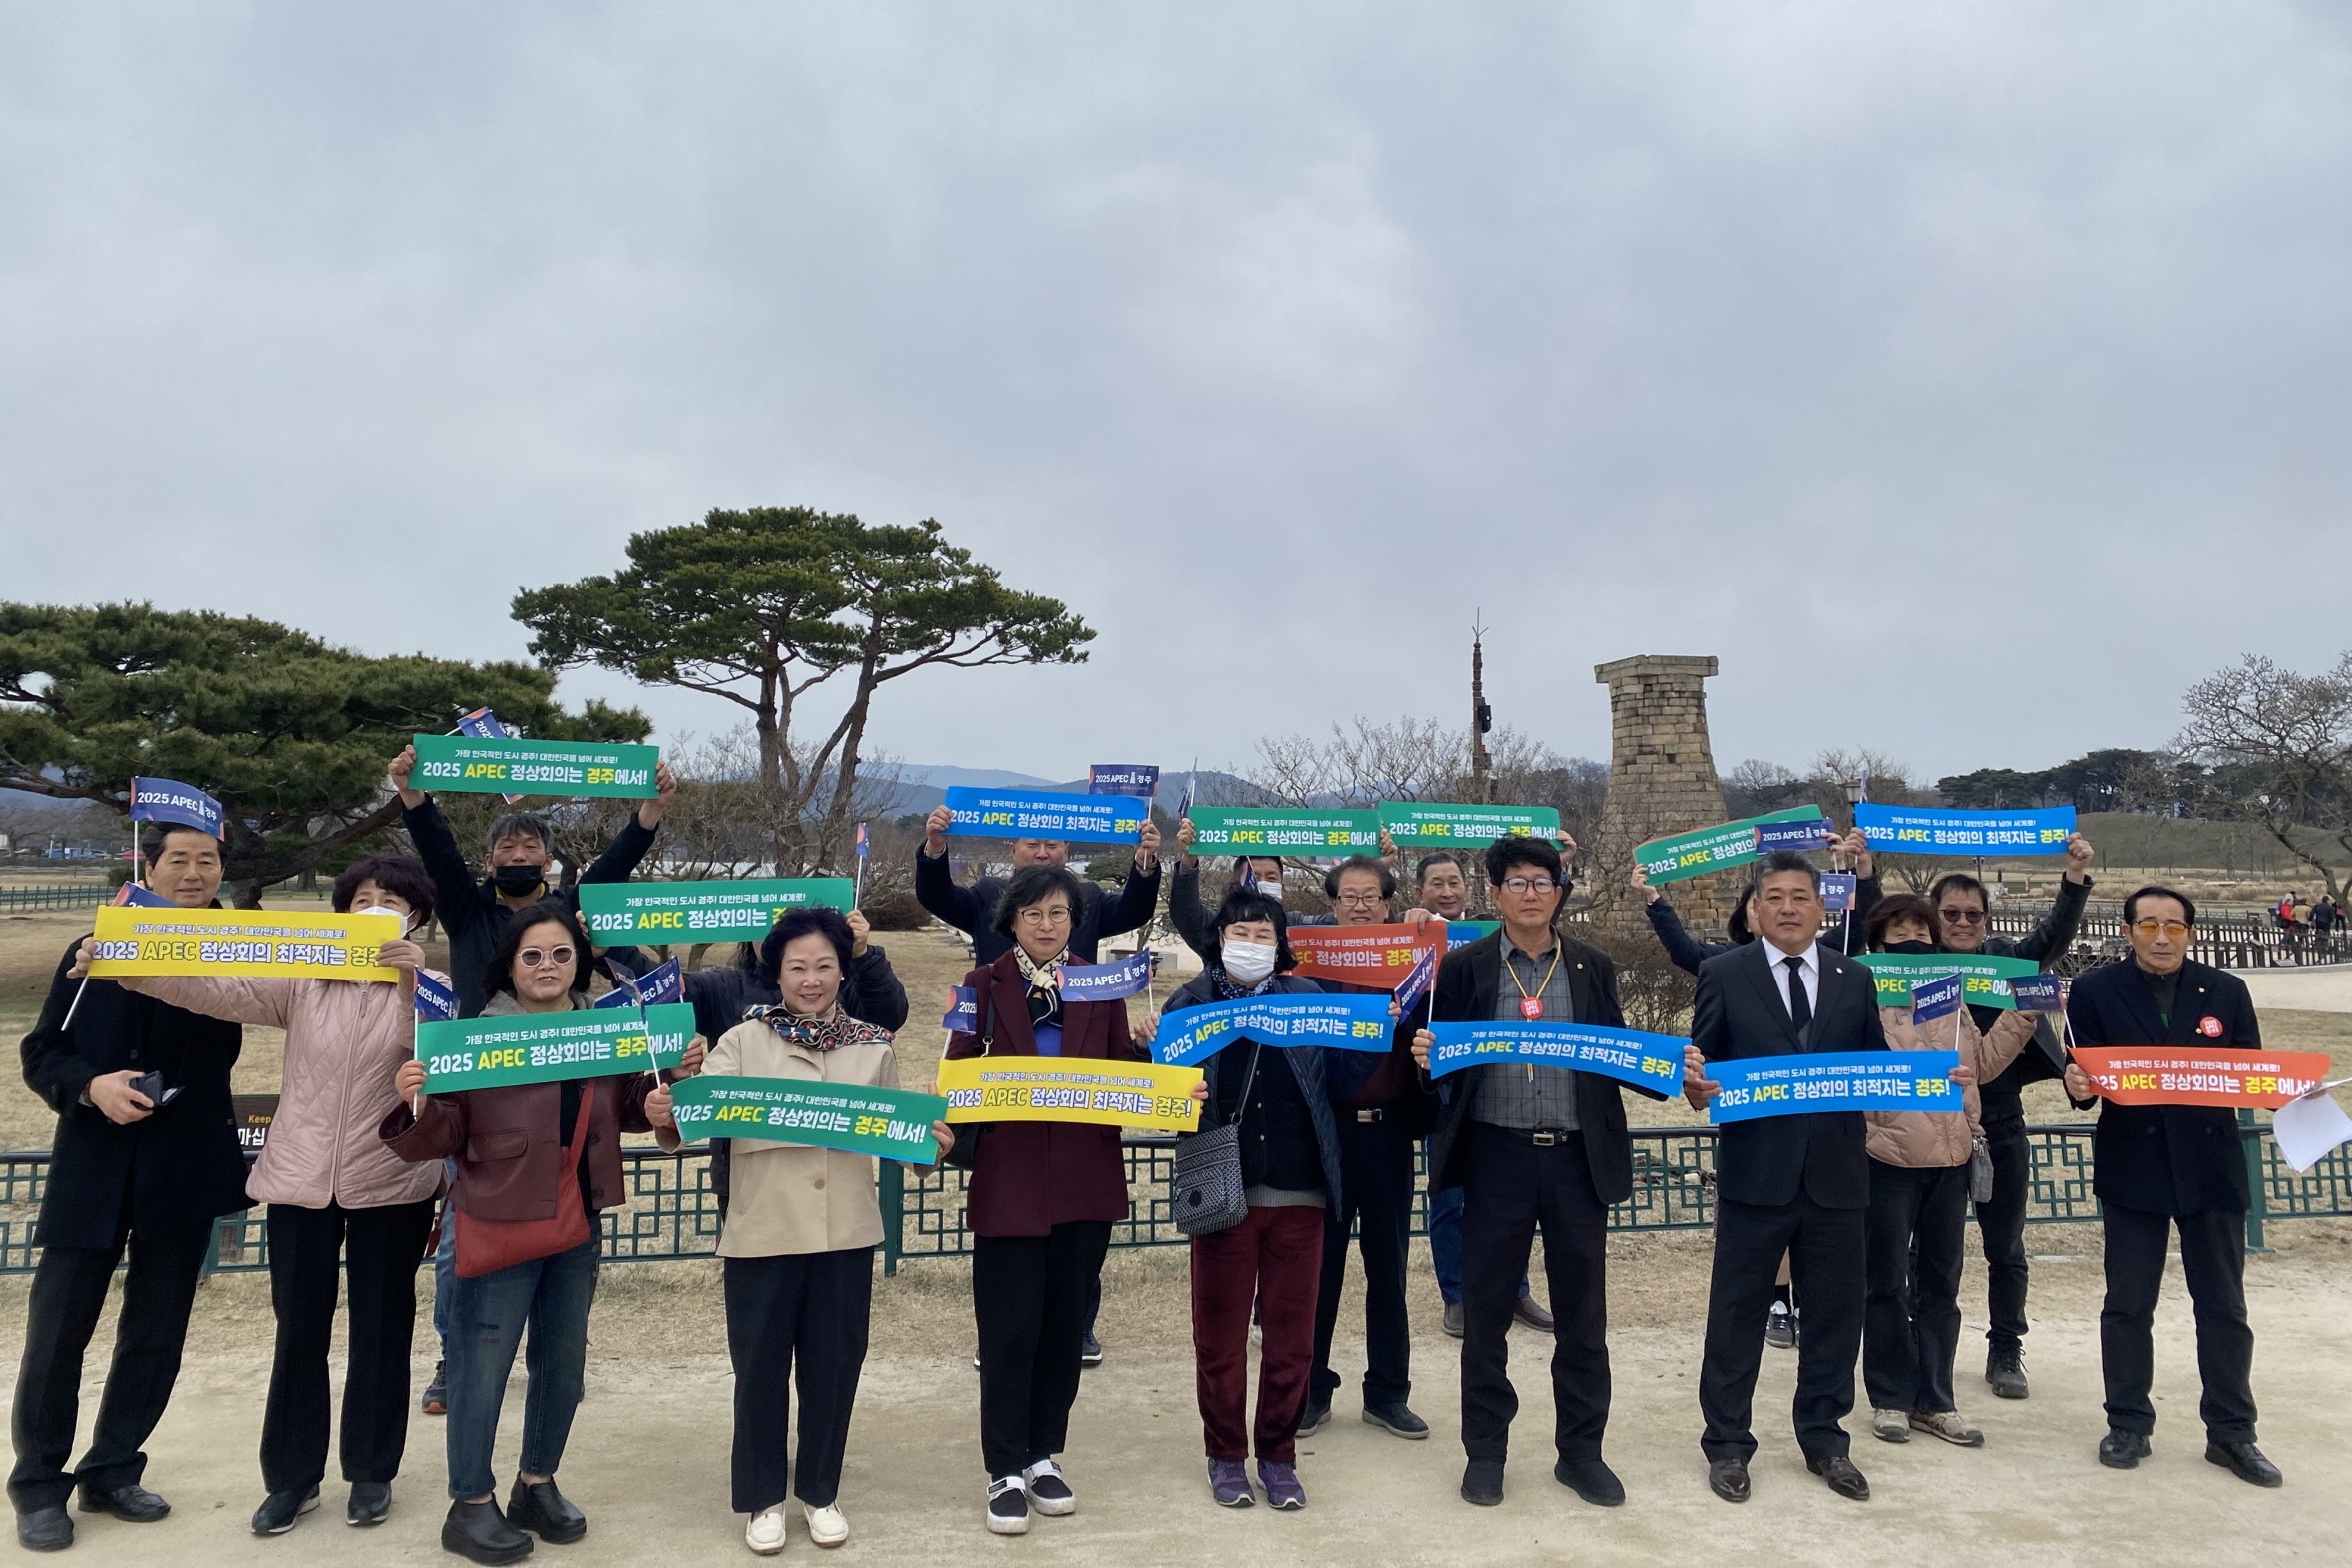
[382,902,665,1565]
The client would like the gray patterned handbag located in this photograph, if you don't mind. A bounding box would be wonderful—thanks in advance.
[1171,1041,1261,1237]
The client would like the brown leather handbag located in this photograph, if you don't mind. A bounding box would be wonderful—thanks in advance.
[454,1084,595,1278]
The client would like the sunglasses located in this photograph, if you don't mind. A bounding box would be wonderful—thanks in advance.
[2131,920,2190,939]
[518,945,576,969]
[1937,908,1988,924]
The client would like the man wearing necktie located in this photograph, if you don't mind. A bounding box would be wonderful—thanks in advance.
[1683,852,1892,1505]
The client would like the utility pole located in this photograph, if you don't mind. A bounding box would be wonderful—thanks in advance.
[1470,614,1493,805]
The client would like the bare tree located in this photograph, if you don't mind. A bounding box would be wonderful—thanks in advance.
[2177,653,2352,900]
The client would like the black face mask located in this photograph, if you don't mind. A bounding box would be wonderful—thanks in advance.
[492,865,546,898]
[1884,939,1935,955]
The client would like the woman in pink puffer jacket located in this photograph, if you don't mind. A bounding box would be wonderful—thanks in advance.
[1859,893,2036,1455]
[106,856,446,1536]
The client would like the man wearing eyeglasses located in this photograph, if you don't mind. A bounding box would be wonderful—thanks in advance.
[1410,837,1658,1509]
[2060,887,2279,1488]
[1924,830,2094,1401]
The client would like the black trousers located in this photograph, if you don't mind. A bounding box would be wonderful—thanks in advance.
[2101,1203,2256,1443]
[1309,1113,1415,1409]
[1458,1123,1611,1463]
[1974,1128,2032,1351]
[1864,1161,1968,1414]
[8,1219,213,1513]
[1700,1193,1865,1464]
[724,1248,873,1513]
[972,1221,1110,1479]
[259,1198,437,1495]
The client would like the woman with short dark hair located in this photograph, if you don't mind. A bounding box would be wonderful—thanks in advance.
[103,854,446,1534]
[382,901,663,1564]
[943,864,1148,1535]
[1162,887,1345,1511]
[648,907,949,1554]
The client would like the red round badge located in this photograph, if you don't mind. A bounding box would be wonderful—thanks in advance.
[1519,996,1544,1020]
[2198,1015,2223,1038]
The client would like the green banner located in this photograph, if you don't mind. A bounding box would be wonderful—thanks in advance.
[409,733,661,799]
[1635,806,1826,885]
[579,878,854,944]
[417,1003,696,1092]
[1378,802,1561,848]
[668,1074,946,1162]
[1188,805,1379,855]
[1854,952,2043,1010]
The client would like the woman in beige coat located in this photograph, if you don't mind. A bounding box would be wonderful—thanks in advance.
[647,907,948,1556]
[100,855,445,1535]
[1861,893,2035,1450]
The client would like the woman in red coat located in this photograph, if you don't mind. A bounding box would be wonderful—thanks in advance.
[943,865,1148,1537]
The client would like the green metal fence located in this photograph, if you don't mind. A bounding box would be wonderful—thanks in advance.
[7,1122,2342,1276]
[0,885,105,914]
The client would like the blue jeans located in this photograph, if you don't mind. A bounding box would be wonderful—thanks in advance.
[431,1162,458,1347]
[1429,1186,1528,1307]
[442,1235,598,1499]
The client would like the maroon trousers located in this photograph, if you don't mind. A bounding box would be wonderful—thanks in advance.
[1189,1205,1325,1463]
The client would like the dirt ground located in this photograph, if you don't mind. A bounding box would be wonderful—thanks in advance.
[4,906,2352,1563]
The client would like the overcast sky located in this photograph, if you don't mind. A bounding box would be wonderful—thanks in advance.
[6,4,2349,790]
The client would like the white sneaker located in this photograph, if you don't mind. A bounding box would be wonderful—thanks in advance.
[802,1502,848,1547]
[1022,1459,1077,1517]
[745,1505,787,1555]
[1870,1407,1911,1444]
[985,1476,1030,1535]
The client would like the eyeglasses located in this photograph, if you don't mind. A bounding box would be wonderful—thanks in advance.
[1335,893,1387,908]
[1017,907,1072,928]
[1937,908,1988,925]
[518,946,575,969]
[2131,919,2191,939]
[1501,878,1558,894]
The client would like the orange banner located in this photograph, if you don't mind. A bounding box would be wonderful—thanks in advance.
[2072,1046,2332,1109]
[1287,921,1446,991]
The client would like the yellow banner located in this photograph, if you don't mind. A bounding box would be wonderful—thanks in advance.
[938,1054,1203,1134]
[91,907,403,982]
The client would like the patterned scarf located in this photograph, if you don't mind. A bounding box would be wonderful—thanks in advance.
[741,1001,864,1051]
[1013,944,1068,999]
[1211,967,1277,1002]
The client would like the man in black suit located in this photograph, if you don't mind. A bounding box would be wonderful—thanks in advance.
[2062,885,2281,1487]
[1683,851,1895,1504]
[1410,836,1659,1510]
[916,803,1162,966]
[10,825,254,1552]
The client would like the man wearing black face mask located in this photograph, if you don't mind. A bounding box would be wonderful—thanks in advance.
[387,744,675,1018]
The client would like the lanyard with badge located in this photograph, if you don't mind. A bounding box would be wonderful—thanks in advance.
[1505,941,1561,1081]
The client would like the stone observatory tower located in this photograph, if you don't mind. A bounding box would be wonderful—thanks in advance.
[1588,655,1731,936]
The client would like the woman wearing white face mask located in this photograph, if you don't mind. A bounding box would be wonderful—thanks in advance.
[94,855,448,1535]
[1160,888,1346,1512]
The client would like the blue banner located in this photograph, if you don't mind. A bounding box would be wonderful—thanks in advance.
[943,787,1145,846]
[594,957,683,1010]
[1426,1021,1685,1094]
[944,985,978,1032]
[1152,991,1394,1068]
[2007,975,2064,1013]
[1394,944,1437,1016]
[1058,950,1155,1002]
[129,778,222,837]
[413,972,458,1022]
[1707,1050,1961,1122]
[1909,972,1967,1022]
[1853,804,2076,855]
[1819,873,1858,913]
[110,883,176,909]
[1755,818,1837,854]
[1088,764,1160,800]
[1447,920,1499,950]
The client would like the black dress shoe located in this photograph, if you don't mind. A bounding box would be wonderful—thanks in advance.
[16,1506,72,1552]
[79,1484,170,1522]
[1807,1454,1870,1501]
[1707,1458,1751,1503]
[1554,1457,1625,1507]
[347,1481,392,1526]
[1512,1293,1556,1332]
[2098,1429,2152,1469]
[1442,1301,1465,1339]
[1362,1402,1429,1439]
[442,1499,534,1565]
[251,1485,320,1534]
[1460,1458,1505,1507]
[506,1478,586,1543]
[1296,1399,1330,1437]
[2206,1441,2284,1488]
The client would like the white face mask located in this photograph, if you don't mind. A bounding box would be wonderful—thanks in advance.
[358,905,414,936]
[1221,939,1278,985]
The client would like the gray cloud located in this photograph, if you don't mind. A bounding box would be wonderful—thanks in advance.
[3,2,2347,789]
